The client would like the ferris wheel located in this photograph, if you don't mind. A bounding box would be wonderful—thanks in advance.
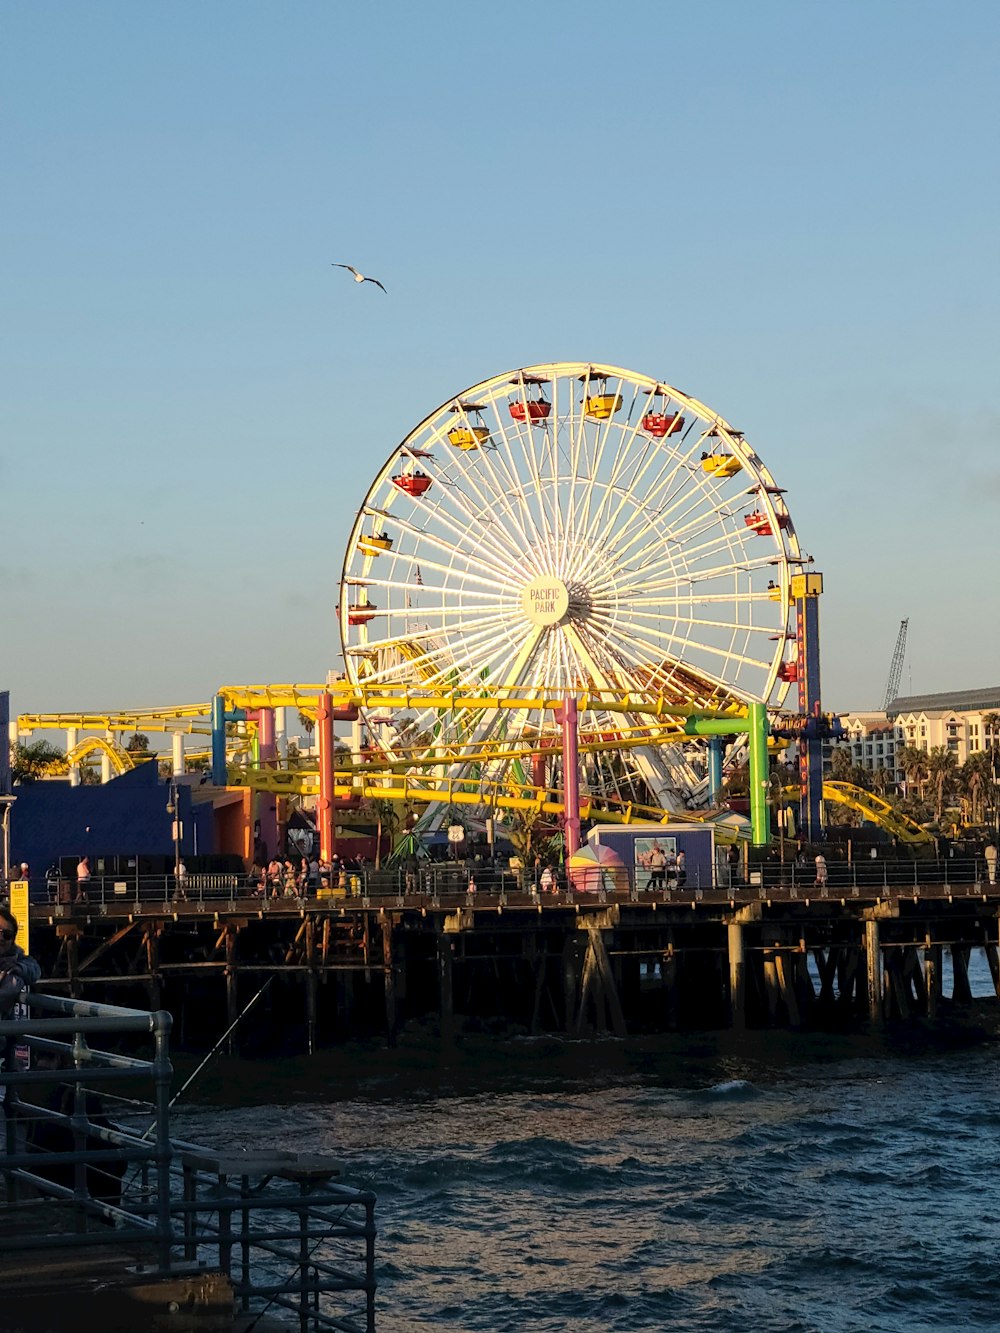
[339,362,802,810]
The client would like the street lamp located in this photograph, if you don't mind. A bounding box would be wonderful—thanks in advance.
[0,795,15,892]
[166,782,182,885]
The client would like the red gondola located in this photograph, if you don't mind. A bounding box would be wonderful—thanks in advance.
[744,510,790,536]
[642,412,685,438]
[392,471,432,497]
[778,661,799,682]
[347,603,377,626]
[509,399,551,423]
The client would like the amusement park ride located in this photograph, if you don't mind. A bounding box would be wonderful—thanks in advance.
[16,363,928,858]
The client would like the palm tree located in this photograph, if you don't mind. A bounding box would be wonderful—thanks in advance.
[926,747,958,823]
[960,752,992,826]
[898,745,930,801]
[360,796,400,870]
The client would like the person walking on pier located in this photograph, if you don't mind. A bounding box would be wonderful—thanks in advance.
[814,853,828,889]
[985,842,998,886]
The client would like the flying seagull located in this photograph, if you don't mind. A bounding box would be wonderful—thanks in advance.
[332,263,386,293]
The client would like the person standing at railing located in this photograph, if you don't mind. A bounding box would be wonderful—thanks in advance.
[986,843,998,887]
[0,905,40,1070]
[75,855,91,904]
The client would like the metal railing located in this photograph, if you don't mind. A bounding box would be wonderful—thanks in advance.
[19,856,1000,911]
[0,993,376,1332]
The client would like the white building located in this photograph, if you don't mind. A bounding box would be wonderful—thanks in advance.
[887,687,1000,764]
[826,712,904,784]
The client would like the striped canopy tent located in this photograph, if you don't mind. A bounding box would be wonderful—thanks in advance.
[566,843,628,895]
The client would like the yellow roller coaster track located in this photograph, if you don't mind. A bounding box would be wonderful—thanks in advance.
[217,683,749,722]
[822,781,932,845]
[242,768,741,840]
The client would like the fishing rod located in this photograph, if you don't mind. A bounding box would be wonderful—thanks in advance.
[140,976,273,1141]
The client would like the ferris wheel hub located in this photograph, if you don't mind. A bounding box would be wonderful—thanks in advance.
[520,576,570,627]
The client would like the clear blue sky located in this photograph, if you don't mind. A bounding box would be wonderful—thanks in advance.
[3,0,998,717]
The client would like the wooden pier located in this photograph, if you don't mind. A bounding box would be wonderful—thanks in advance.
[27,882,1000,1050]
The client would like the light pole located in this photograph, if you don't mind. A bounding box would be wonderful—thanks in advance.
[166,782,182,885]
[0,795,15,892]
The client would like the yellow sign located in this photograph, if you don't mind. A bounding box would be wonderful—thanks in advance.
[8,881,28,955]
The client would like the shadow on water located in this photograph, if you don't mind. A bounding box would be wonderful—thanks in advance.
[172,1006,1000,1109]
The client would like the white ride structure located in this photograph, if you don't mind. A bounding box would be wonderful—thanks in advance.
[339,362,802,814]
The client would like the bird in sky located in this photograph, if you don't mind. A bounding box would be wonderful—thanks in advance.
[332,263,386,293]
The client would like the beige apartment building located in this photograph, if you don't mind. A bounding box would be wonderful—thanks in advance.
[823,688,1000,786]
[887,688,1000,764]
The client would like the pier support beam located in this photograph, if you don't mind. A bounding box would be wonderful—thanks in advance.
[437,931,454,1044]
[727,921,746,1029]
[951,945,973,1004]
[382,915,397,1046]
[864,918,883,1024]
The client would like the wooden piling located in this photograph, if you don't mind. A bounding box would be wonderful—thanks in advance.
[864,917,883,1024]
[727,921,745,1029]
[382,915,397,1046]
[437,929,454,1044]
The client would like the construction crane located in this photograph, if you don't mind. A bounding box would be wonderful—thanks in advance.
[881,618,909,711]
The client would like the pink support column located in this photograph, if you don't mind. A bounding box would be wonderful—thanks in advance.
[255,708,278,862]
[317,691,336,865]
[559,694,581,858]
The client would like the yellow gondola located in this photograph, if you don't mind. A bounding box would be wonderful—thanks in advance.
[448,425,491,450]
[700,453,742,479]
[358,533,393,555]
[584,393,623,420]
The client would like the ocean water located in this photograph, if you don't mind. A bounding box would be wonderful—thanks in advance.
[176,1023,1000,1333]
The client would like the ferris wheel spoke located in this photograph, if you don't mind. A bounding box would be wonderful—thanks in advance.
[436,430,538,558]
[420,466,537,572]
[493,376,560,553]
[366,505,527,588]
[608,616,773,676]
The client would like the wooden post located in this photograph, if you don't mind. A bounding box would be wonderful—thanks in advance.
[762,942,780,1023]
[144,922,162,1014]
[305,915,317,1056]
[562,936,578,1034]
[727,921,746,1029]
[437,929,454,1044]
[663,934,678,1030]
[382,915,397,1047]
[924,933,940,1019]
[986,941,1000,998]
[587,927,626,1037]
[951,945,973,1004]
[864,917,883,1024]
[225,925,239,1054]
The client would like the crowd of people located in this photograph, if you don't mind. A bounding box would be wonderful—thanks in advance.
[246,852,365,898]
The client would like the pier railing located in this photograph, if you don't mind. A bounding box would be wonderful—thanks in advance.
[24,855,999,911]
[0,993,376,1332]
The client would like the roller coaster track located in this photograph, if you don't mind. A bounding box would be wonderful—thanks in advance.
[822,781,932,844]
[242,767,744,842]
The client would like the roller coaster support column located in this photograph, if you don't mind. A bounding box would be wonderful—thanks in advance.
[211,696,227,785]
[557,695,581,858]
[67,726,80,788]
[793,572,825,842]
[316,691,336,864]
[708,738,723,804]
[748,702,770,847]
